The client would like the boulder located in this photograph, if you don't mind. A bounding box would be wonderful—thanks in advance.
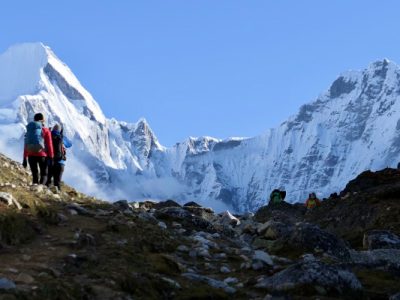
[351,249,400,269]
[288,223,351,261]
[155,207,192,220]
[138,200,157,210]
[154,199,181,210]
[183,201,202,207]
[254,201,306,223]
[112,200,132,211]
[257,220,292,240]
[220,210,240,226]
[155,207,215,233]
[0,278,16,290]
[0,192,22,209]
[183,206,215,221]
[255,222,351,260]
[363,230,400,250]
[182,273,236,294]
[255,261,363,297]
[252,250,273,266]
[66,203,92,216]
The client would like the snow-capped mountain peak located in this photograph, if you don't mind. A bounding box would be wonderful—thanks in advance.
[1,43,400,213]
[0,42,105,125]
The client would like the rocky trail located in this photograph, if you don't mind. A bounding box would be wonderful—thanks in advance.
[0,153,399,299]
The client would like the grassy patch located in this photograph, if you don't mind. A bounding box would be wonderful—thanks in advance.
[355,268,400,298]
[0,210,36,245]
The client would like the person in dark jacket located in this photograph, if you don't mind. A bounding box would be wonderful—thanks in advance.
[23,113,54,184]
[46,124,70,192]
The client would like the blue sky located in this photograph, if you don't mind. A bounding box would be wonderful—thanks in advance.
[1,1,400,146]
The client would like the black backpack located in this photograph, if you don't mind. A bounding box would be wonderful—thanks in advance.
[52,131,66,161]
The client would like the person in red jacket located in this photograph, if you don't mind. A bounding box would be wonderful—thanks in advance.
[22,113,54,185]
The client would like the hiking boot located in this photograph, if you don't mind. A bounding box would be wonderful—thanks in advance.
[51,186,60,194]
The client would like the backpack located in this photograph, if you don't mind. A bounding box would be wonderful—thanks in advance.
[52,131,66,161]
[306,198,317,209]
[270,190,282,204]
[24,121,45,153]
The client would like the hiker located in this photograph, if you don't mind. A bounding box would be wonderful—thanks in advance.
[269,188,286,204]
[305,192,321,209]
[23,113,54,184]
[46,124,72,192]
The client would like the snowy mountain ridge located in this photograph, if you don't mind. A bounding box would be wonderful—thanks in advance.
[1,42,400,212]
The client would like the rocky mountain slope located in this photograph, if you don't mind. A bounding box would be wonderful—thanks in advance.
[1,43,400,212]
[1,153,400,299]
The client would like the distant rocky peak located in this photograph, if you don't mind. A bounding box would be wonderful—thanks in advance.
[131,118,163,159]
[185,136,219,155]
[134,118,157,143]
[329,76,358,98]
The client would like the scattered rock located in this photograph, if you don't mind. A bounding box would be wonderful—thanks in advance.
[257,222,352,260]
[131,201,140,209]
[155,207,215,233]
[172,222,182,228]
[158,221,167,229]
[155,207,192,220]
[363,230,400,250]
[0,192,22,209]
[220,210,240,226]
[253,250,274,266]
[138,200,157,210]
[154,199,181,210]
[161,276,181,289]
[112,200,132,211]
[224,277,239,285]
[252,261,264,271]
[351,249,400,269]
[137,211,158,223]
[214,253,227,259]
[177,245,189,252]
[255,261,363,296]
[182,273,236,294]
[257,220,292,239]
[241,212,254,220]
[0,278,16,290]
[66,203,92,216]
[68,209,78,215]
[220,266,231,273]
[183,201,202,207]
[16,273,34,284]
[74,231,96,249]
[30,184,44,193]
[22,254,31,261]
[255,201,306,223]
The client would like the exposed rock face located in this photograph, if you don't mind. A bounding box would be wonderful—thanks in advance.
[304,168,400,248]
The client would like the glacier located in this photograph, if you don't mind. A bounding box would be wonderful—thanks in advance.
[1,42,400,212]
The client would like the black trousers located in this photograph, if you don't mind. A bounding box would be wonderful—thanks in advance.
[28,156,48,184]
[47,162,65,190]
